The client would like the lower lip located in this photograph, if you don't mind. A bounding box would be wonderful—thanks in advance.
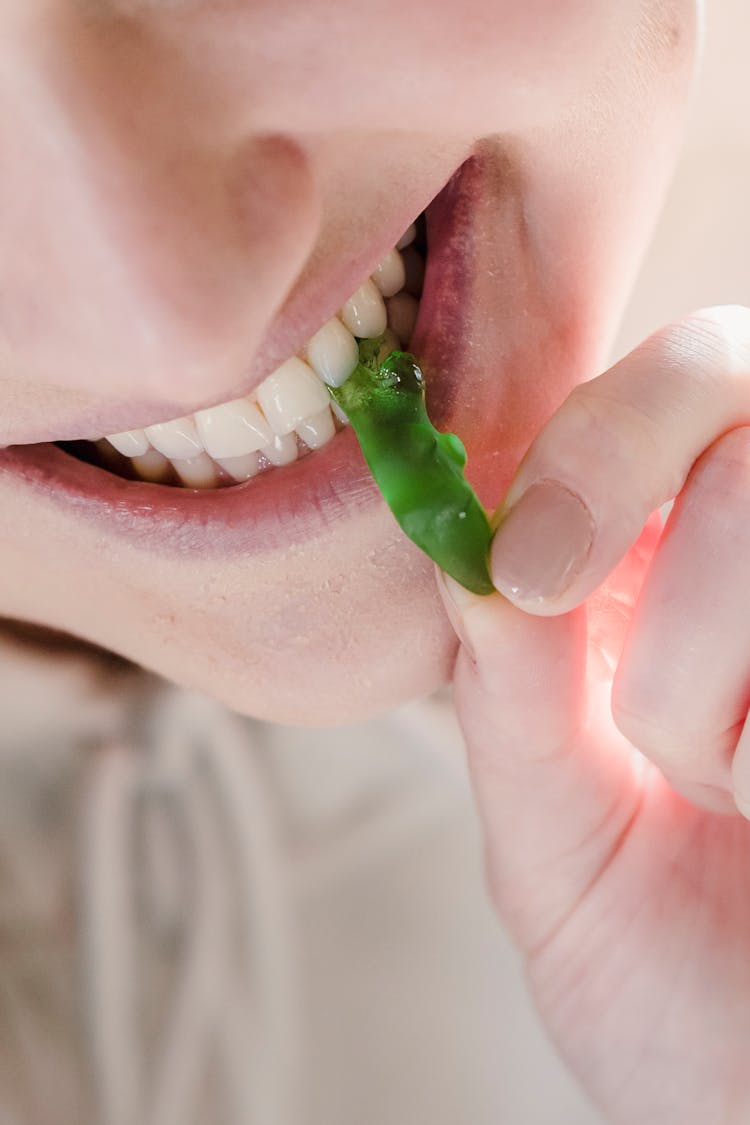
[0,426,381,555]
[0,163,474,557]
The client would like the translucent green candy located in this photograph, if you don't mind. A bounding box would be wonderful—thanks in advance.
[328,339,494,595]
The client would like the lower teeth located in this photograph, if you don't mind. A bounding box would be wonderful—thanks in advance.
[58,216,426,490]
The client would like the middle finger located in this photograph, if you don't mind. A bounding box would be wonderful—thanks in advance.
[612,425,750,811]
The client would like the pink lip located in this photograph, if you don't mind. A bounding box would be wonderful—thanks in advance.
[0,427,376,555]
[0,157,483,554]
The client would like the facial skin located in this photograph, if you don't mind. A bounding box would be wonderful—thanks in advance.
[0,0,698,723]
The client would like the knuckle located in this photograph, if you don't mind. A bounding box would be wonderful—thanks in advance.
[701,425,750,482]
[564,382,682,506]
[686,426,750,527]
[569,381,663,459]
[610,694,696,767]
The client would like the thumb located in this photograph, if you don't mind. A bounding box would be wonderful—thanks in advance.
[437,511,662,955]
[486,308,750,615]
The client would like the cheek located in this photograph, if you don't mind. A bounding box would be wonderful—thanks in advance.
[137,0,647,135]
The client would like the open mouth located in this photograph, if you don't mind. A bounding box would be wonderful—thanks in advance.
[0,140,567,716]
[57,217,427,491]
[1,152,514,558]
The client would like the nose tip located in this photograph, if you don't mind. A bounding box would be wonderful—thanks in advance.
[87,133,320,404]
[0,17,320,407]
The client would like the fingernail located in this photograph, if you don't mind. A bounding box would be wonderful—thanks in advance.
[490,480,594,603]
[434,567,478,664]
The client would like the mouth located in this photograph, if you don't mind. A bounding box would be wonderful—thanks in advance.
[0,144,546,571]
[56,216,426,491]
[1,154,499,556]
[0,137,594,720]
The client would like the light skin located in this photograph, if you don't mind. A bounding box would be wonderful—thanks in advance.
[4,0,750,1119]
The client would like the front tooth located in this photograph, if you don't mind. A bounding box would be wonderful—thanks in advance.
[261,432,298,466]
[172,453,218,489]
[386,292,419,344]
[218,452,260,481]
[131,450,172,483]
[396,223,416,250]
[306,317,359,388]
[256,357,330,436]
[371,249,406,299]
[194,398,272,458]
[330,400,349,425]
[145,417,203,460]
[107,429,150,457]
[340,280,387,339]
[96,439,125,470]
[295,406,335,450]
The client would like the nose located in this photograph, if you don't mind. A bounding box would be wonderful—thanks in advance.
[0,11,319,407]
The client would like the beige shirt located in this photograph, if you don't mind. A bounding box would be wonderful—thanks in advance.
[0,630,602,1125]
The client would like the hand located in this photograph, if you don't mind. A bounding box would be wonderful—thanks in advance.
[437,306,750,1125]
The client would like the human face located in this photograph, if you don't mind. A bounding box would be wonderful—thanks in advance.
[0,0,698,723]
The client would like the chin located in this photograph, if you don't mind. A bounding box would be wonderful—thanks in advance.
[168,531,460,728]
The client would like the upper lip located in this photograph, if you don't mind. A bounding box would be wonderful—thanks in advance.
[2,158,467,449]
[0,157,473,550]
[0,142,547,554]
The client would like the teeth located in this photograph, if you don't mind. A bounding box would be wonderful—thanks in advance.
[386,292,419,345]
[99,225,424,489]
[340,279,387,339]
[262,431,299,466]
[295,406,335,450]
[218,452,261,481]
[256,356,331,436]
[371,249,406,299]
[107,429,150,457]
[145,416,203,460]
[305,317,359,388]
[194,398,272,458]
[172,453,218,489]
[131,449,172,483]
[396,224,417,250]
[330,400,349,425]
[96,439,125,470]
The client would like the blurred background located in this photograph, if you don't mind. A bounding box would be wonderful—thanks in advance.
[615,0,749,356]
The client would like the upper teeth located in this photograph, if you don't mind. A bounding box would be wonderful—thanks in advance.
[305,317,360,388]
[145,415,203,461]
[255,356,332,437]
[104,223,421,487]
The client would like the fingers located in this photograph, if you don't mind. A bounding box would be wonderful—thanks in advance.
[612,426,750,815]
[488,306,750,616]
[435,516,659,953]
